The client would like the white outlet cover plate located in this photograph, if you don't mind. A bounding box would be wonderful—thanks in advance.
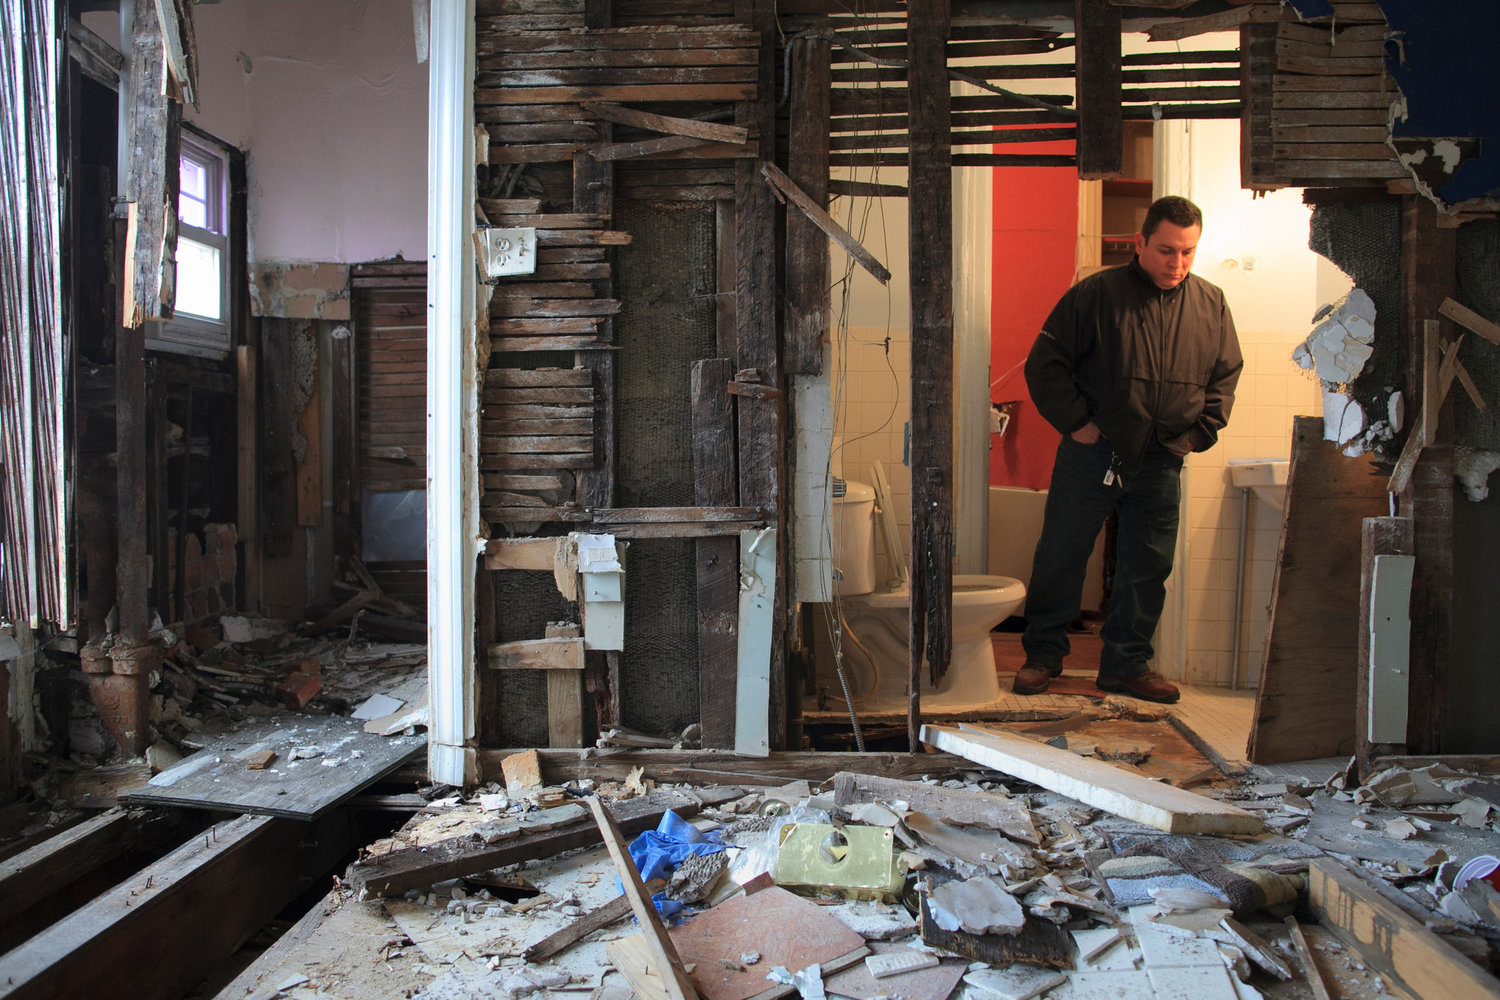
[481,227,536,276]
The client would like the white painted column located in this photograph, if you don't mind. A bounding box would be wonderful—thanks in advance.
[426,0,478,786]
[1152,120,1193,680]
[952,163,993,575]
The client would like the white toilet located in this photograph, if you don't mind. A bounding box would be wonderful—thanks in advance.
[830,461,1026,710]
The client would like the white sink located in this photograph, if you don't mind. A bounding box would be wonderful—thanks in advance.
[1229,459,1290,512]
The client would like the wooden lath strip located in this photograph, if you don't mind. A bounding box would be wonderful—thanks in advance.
[476,83,756,105]
[477,25,757,53]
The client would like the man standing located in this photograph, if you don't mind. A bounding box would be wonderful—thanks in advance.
[1013,196,1242,704]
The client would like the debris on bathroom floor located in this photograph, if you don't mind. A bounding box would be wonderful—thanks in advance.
[219,735,1500,1000]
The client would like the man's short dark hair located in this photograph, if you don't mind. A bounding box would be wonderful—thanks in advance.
[1141,196,1203,241]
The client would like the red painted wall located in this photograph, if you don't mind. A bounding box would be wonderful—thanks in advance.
[989,132,1078,490]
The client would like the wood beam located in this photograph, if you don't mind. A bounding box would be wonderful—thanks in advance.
[906,2,955,750]
[0,812,358,1000]
[734,0,785,750]
[1399,196,1455,755]
[1307,857,1500,1000]
[783,34,832,376]
[1074,0,1124,178]
[693,359,739,749]
[472,747,976,787]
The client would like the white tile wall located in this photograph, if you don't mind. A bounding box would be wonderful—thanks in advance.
[830,324,913,578]
[1180,328,1325,687]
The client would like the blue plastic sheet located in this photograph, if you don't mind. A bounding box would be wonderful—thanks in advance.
[625,809,726,924]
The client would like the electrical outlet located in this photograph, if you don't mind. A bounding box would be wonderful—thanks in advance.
[479,227,536,277]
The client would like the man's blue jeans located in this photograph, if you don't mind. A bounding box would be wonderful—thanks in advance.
[1021,435,1183,680]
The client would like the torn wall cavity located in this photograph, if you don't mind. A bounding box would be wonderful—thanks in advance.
[1307,203,1405,460]
[1294,287,1400,458]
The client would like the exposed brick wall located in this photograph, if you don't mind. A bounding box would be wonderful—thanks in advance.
[166,523,237,624]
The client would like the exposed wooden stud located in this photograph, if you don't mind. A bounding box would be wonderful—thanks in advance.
[1074,0,1124,178]
[783,34,831,377]
[122,0,179,326]
[762,162,889,285]
[734,0,784,751]
[693,359,739,750]
[1399,196,1455,757]
[906,2,955,749]
[235,344,260,612]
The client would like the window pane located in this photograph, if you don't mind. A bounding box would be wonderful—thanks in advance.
[361,491,427,562]
[181,156,207,200]
[179,157,208,228]
[176,237,221,320]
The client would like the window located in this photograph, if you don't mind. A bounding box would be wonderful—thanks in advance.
[149,132,233,358]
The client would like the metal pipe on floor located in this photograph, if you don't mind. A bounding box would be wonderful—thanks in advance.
[1229,486,1250,691]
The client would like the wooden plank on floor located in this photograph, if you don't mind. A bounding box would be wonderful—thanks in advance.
[1307,857,1500,1000]
[1246,416,1389,764]
[589,796,699,1000]
[121,716,426,819]
[0,812,357,1000]
[921,724,1262,835]
[344,789,726,899]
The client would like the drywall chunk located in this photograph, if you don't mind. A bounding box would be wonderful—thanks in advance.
[928,876,1026,936]
[1455,447,1500,501]
[1295,287,1377,384]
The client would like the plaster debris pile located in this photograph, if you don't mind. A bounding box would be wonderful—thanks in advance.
[246,733,1500,1000]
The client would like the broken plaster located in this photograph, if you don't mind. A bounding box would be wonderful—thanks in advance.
[1455,447,1500,501]
[250,260,352,320]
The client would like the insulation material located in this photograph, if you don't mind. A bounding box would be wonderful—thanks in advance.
[491,568,578,748]
[612,199,717,735]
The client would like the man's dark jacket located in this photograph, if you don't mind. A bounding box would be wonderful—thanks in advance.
[1024,256,1242,469]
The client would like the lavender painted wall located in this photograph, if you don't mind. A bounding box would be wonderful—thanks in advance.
[89,0,428,263]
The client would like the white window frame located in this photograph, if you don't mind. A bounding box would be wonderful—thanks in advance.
[149,132,233,359]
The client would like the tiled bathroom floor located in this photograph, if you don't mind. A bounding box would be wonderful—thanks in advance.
[990,630,1257,766]
[804,629,1259,768]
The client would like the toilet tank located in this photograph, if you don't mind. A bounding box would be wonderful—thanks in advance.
[831,482,877,595]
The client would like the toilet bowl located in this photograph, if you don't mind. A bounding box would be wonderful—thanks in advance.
[830,461,1026,710]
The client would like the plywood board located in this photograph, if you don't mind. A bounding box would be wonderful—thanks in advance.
[1248,417,1389,764]
[921,725,1261,836]
[668,886,866,1000]
[122,715,425,819]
